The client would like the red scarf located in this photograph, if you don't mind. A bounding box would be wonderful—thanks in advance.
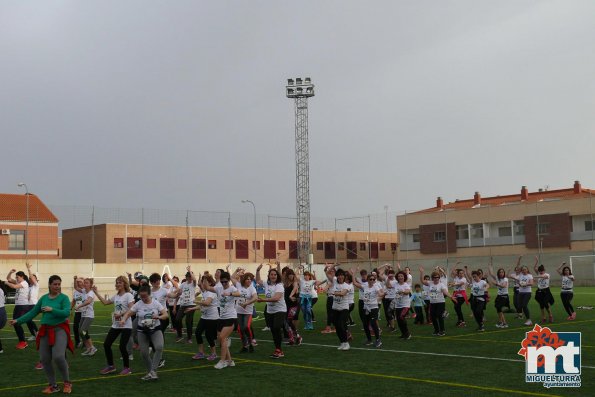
[36,320,75,354]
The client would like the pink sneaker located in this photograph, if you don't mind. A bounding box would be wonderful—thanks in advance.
[119,367,132,375]
[192,353,206,360]
[206,353,217,361]
[34,362,44,370]
[100,366,116,375]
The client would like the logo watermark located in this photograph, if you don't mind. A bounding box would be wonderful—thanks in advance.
[518,324,581,388]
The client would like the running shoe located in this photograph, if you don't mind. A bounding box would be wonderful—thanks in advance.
[286,338,294,346]
[87,346,98,356]
[187,339,193,344]
[41,384,60,394]
[405,333,412,340]
[320,326,333,334]
[495,323,502,328]
[251,339,258,346]
[62,382,72,394]
[16,341,28,350]
[35,362,44,370]
[343,342,350,351]
[119,367,132,375]
[27,335,37,341]
[570,312,576,320]
[141,371,158,380]
[227,360,235,367]
[81,349,90,356]
[262,326,270,331]
[192,352,206,360]
[438,332,446,337]
[206,353,217,361]
[0,350,4,354]
[364,340,373,346]
[296,336,303,346]
[501,323,509,328]
[214,360,228,370]
[337,343,345,350]
[432,332,439,336]
[158,359,165,368]
[100,366,116,375]
[374,339,383,348]
[524,320,533,326]
[478,326,485,332]
[270,349,284,359]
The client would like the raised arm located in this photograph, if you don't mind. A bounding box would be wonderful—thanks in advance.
[255,264,264,286]
[419,267,429,286]
[25,263,37,285]
[6,269,16,284]
[556,262,566,276]
[92,286,112,305]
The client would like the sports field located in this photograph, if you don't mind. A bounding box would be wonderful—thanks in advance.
[0,287,593,397]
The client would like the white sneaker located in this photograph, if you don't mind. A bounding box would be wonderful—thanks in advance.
[227,360,235,367]
[337,343,346,350]
[262,327,270,331]
[87,346,98,356]
[81,349,90,356]
[524,320,533,326]
[27,335,37,341]
[343,342,350,351]
[214,360,228,370]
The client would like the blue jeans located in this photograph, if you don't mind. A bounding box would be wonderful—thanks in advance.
[300,296,312,325]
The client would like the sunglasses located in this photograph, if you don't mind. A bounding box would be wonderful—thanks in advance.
[368,278,376,281]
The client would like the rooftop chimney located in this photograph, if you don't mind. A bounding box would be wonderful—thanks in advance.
[473,191,481,206]
[521,186,529,201]
[436,196,444,209]
[574,180,581,194]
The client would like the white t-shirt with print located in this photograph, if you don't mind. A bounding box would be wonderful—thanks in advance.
[264,283,286,314]
[178,281,196,306]
[471,280,488,301]
[518,274,533,293]
[215,285,238,320]
[235,282,257,315]
[394,283,411,308]
[200,291,219,320]
[361,283,383,310]
[111,292,134,329]
[537,273,550,290]
[82,290,96,318]
[331,282,353,311]
[73,289,86,313]
[131,299,164,330]
[384,279,397,300]
[496,278,509,296]
[428,283,447,304]
[15,281,30,305]
[151,287,168,308]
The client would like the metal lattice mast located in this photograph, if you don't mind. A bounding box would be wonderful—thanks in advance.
[286,78,314,265]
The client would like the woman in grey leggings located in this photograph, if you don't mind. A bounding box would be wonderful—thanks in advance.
[120,284,168,381]
[11,275,74,394]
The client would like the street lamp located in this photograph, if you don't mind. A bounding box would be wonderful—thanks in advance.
[242,200,257,262]
[17,182,29,259]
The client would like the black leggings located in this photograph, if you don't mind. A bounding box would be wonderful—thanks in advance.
[326,297,334,327]
[453,296,465,323]
[423,300,431,323]
[311,297,318,321]
[470,296,485,327]
[362,307,380,341]
[513,288,521,314]
[268,312,286,350]
[560,292,574,316]
[430,302,445,333]
[358,300,365,323]
[518,292,531,319]
[382,298,395,324]
[104,327,131,367]
[332,309,349,343]
[395,307,410,337]
[175,306,194,339]
[195,318,217,347]
[73,312,82,345]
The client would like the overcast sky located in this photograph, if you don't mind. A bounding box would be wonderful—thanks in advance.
[2,1,595,219]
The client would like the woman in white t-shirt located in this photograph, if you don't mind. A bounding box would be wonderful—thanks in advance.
[186,274,219,361]
[256,265,287,359]
[393,271,412,340]
[5,268,32,349]
[203,271,241,369]
[71,277,86,348]
[328,269,354,351]
[488,265,510,328]
[557,263,576,320]
[166,276,179,332]
[232,270,258,353]
[94,275,135,375]
[449,268,468,327]
[420,267,457,336]
[298,269,324,330]
[379,267,397,331]
[174,267,197,343]
[77,278,98,356]
[351,269,384,347]
[25,263,40,340]
[509,265,534,326]
[469,271,490,331]
[533,263,554,323]
[120,284,168,381]
[0,285,6,353]
[149,273,169,369]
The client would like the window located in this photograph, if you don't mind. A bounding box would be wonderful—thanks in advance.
[346,241,358,259]
[337,242,345,251]
[434,231,446,242]
[264,240,276,259]
[252,241,260,250]
[178,239,187,249]
[192,239,206,259]
[316,242,324,250]
[225,240,233,250]
[359,242,366,251]
[208,240,217,249]
[470,224,484,239]
[390,243,397,252]
[8,230,25,250]
[113,238,124,248]
[324,242,336,260]
[514,221,525,236]
[379,243,386,251]
[236,239,249,259]
[288,240,298,259]
[498,227,512,237]
[147,239,157,249]
[537,223,550,236]
[370,242,379,259]
[160,238,175,259]
[278,241,286,250]
[456,225,469,240]
[127,237,143,259]
[585,220,595,231]
[412,233,420,243]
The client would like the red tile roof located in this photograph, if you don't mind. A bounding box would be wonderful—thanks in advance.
[415,186,595,214]
[0,193,59,223]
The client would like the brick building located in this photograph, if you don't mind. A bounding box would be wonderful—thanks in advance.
[62,223,397,264]
[0,193,60,259]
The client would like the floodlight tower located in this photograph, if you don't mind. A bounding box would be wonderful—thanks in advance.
[286,77,314,265]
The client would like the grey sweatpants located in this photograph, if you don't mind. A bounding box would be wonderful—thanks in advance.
[39,327,70,386]
[138,330,163,373]
[79,317,94,341]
